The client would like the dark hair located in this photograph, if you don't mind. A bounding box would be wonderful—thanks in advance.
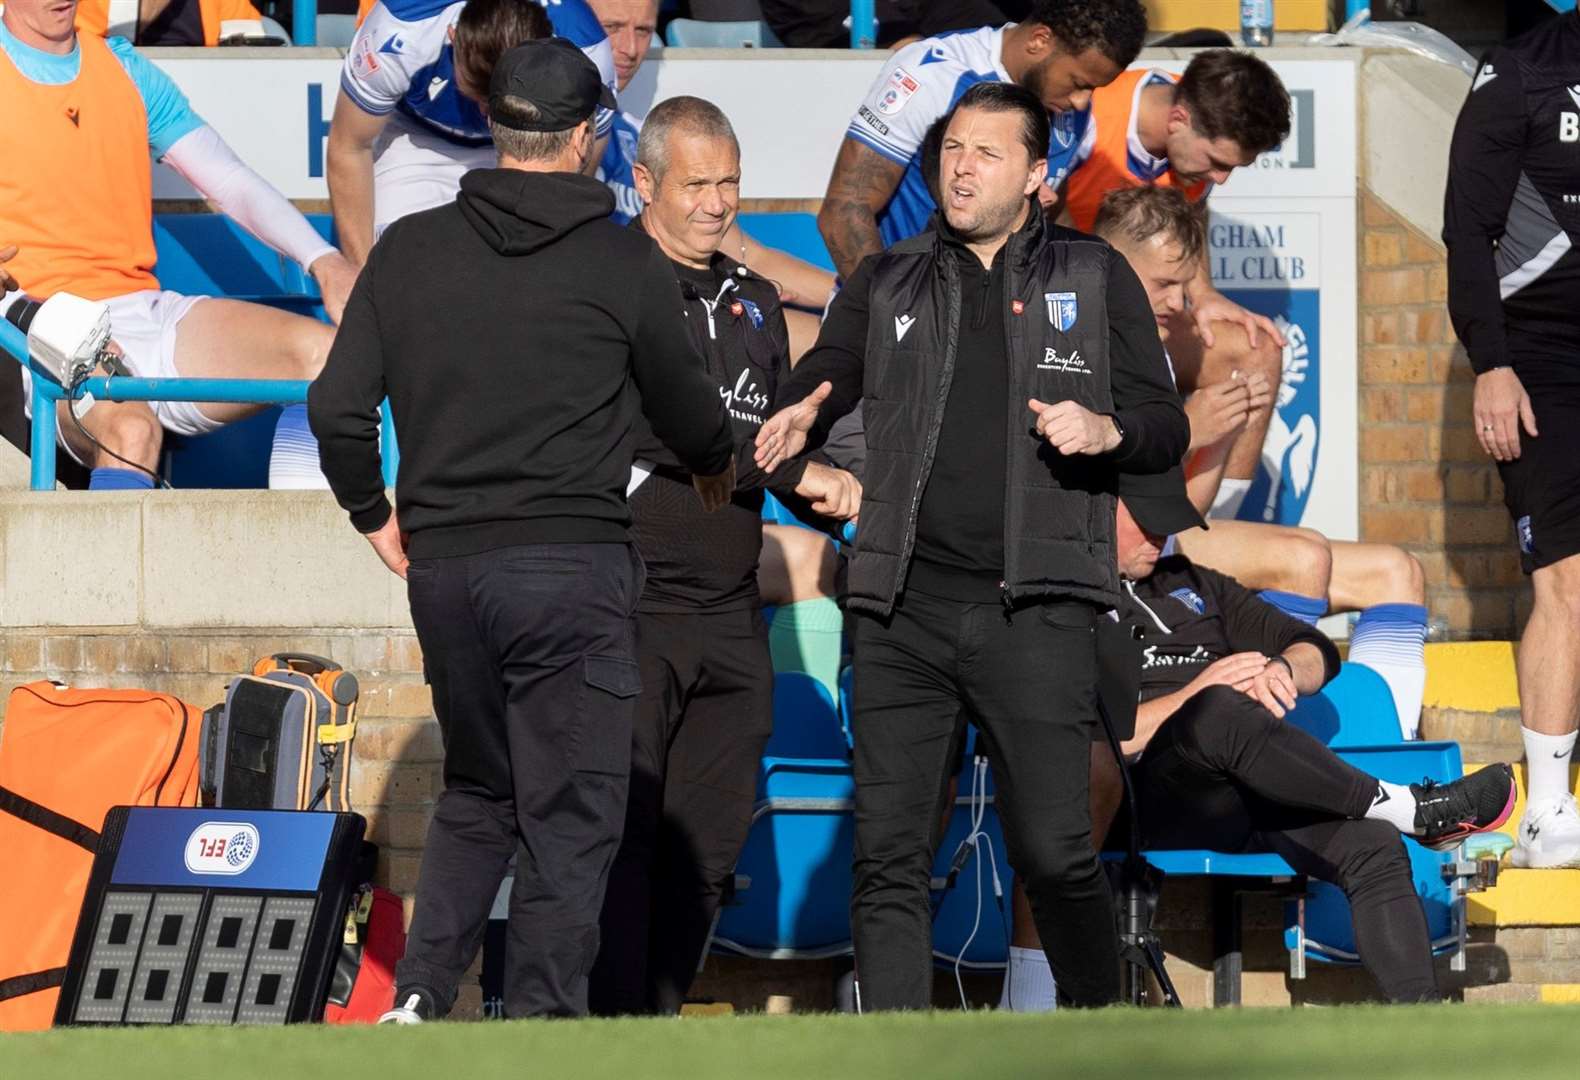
[1174,49,1292,157]
[453,0,553,103]
[1091,186,1206,266]
[1025,0,1148,68]
[945,82,1051,167]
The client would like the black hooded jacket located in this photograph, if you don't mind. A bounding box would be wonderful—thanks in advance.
[310,169,734,559]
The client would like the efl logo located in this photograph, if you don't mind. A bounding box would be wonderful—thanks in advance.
[184,822,261,876]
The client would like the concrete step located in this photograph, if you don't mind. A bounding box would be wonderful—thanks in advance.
[1421,642,1523,763]
[1466,868,1580,927]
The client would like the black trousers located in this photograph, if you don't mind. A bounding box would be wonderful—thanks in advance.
[590,607,774,1015]
[394,542,643,1018]
[1132,685,1439,1003]
[850,589,1121,1009]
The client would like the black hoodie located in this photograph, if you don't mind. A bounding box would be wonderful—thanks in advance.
[309,169,735,559]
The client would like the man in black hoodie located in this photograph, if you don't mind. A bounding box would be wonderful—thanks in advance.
[308,38,736,1022]
[587,95,858,1017]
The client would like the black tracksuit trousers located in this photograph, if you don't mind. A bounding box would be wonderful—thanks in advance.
[850,589,1122,1009]
[394,542,643,1019]
[589,607,775,1015]
[1132,685,1439,1002]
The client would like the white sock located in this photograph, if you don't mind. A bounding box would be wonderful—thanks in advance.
[1347,604,1430,740]
[998,946,1056,1012]
[1208,478,1251,520]
[1364,780,1418,835]
[269,403,330,490]
[1522,726,1578,806]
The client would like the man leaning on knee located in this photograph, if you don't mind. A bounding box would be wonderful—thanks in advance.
[309,38,737,1022]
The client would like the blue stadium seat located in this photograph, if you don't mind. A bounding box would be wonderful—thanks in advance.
[837,665,854,750]
[765,672,845,760]
[736,212,835,273]
[664,18,781,48]
[150,214,332,488]
[1285,662,1403,748]
[153,213,330,312]
[712,673,853,958]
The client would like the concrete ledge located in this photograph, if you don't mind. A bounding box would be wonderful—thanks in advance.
[1359,52,1470,244]
[1468,869,1580,928]
[1425,642,1520,714]
[0,490,410,630]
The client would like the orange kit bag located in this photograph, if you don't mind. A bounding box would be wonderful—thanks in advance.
[0,681,201,1031]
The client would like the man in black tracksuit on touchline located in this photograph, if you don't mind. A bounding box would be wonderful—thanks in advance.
[588,96,860,1016]
[309,41,736,1022]
[1110,470,1517,1003]
[755,81,1189,1009]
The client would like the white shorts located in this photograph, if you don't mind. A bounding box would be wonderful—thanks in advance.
[22,289,220,441]
[373,113,493,240]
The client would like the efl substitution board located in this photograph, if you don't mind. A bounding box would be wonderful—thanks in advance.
[55,806,364,1026]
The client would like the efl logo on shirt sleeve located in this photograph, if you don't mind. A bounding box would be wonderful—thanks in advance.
[353,35,380,78]
[877,69,921,116]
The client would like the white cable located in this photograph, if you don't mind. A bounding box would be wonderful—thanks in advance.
[954,755,996,1010]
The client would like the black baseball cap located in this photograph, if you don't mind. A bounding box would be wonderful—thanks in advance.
[1118,466,1207,537]
[489,37,616,132]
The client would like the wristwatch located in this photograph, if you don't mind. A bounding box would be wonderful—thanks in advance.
[1104,412,1127,448]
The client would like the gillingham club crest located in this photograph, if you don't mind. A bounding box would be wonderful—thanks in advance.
[1045,292,1077,332]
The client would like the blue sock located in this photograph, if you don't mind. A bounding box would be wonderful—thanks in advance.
[269,403,328,489]
[1258,589,1328,626]
[1348,603,1429,739]
[89,467,154,491]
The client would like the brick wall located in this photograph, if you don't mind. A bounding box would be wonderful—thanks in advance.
[1357,190,1525,640]
[0,627,439,896]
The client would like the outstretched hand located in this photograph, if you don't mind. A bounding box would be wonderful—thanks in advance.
[754,381,832,473]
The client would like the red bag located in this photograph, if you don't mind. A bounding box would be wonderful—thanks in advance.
[324,885,406,1024]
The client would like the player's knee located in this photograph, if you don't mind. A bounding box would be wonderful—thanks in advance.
[286,319,334,381]
[1175,686,1267,759]
[95,403,163,469]
[1533,556,1580,621]
[1377,548,1426,605]
[1285,528,1333,597]
[1329,821,1411,894]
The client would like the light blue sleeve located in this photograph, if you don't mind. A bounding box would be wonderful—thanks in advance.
[107,37,205,159]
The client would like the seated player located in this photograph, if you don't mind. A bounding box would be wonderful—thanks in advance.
[1094,187,1430,740]
[587,0,835,362]
[74,0,266,45]
[1060,49,1293,520]
[0,0,357,490]
[330,0,615,267]
[1000,472,1516,1011]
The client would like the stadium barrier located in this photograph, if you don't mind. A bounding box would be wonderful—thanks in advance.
[0,316,398,492]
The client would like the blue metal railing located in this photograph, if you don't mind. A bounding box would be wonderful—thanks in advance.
[2,317,397,492]
[293,0,318,46]
[849,0,875,49]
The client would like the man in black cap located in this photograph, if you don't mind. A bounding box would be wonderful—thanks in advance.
[1103,469,1516,1004]
[308,36,737,1022]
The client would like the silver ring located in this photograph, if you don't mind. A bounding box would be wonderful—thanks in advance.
[1482,424,1495,432]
